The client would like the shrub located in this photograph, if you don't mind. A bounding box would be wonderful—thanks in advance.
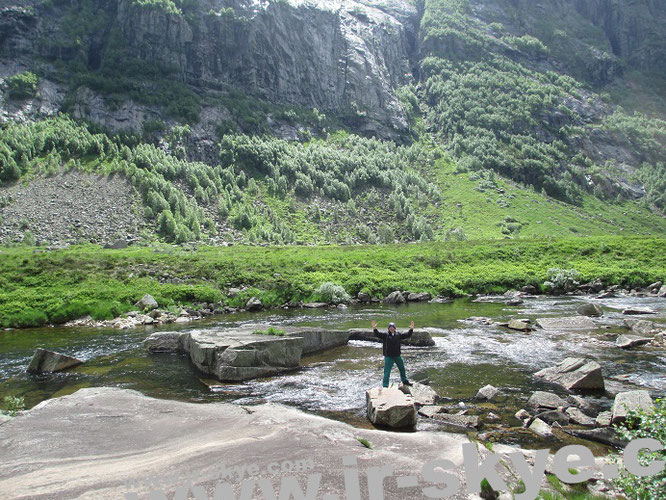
[5,72,39,100]
[613,398,666,499]
[377,223,395,244]
[2,395,25,416]
[314,282,350,304]
[253,326,286,336]
[543,268,581,293]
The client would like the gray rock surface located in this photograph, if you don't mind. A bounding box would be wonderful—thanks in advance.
[475,384,499,401]
[616,334,653,349]
[383,291,406,305]
[535,317,597,330]
[528,418,553,438]
[245,297,263,312]
[565,407,596,427]
[26,348,83,373]
[399,382,439,406]
[507,319,532,332]
[366,387,417,429]
[406,292,432,302]
[145,325,350,381]
[622,307,656,315]
[431,413,480,431]
[0,387,471,499]
[611,390,655,424]
[577,303,603,317]
[527,391,566,411]
[624,319,658,335]
[534,357,605,391]
[135,294,158,311]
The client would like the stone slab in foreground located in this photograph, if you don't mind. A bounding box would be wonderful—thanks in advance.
[0,387,470,500]
[366,387,417,429]
[534,357,605,391]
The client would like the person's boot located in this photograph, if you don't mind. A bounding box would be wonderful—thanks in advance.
[402,380,413,387]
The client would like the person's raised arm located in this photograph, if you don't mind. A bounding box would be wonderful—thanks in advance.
[401,321,415,340]
[371,320,385,339]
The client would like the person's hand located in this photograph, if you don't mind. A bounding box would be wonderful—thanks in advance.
[371,320,377,329]
[410,321,415,329]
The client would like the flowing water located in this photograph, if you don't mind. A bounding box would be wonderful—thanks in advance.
[1,296,665,445]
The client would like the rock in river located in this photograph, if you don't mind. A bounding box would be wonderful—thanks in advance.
[611,390,654,424]
[528,391,567,411]
[616,334,653,349]
[528,418,553,438]
[245,297,263,312]
[366,387,417,429]
[534,358,605,391]
[577,303,603,317]
[507,319,532,332]
[535,317,596,330]
[399,382,440,406]
[27,348,83,373]
[383,291,406,305]
[624,319,658,335]
[475,384,499,401]
[622,307,656,315]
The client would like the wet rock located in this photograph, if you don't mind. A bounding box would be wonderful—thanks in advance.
[406,292,431,302]
[27,348,83,373]
[535,317,596,330]
[565,407,596,427]
[561,427,626,448]
[566,395,595,414]
[135,294,158,311]
[366,387,416,429]
[616,334,653,349]
[506,298,524,306]
[466,317,495,325]
[534,358,605,391]
[475,384,499,401]
[596,411,612,427]
[624,319,657,335]
[302,302,328,309]
[534,409,569,426]
[418,405,443,419]
[622,307,656,315]
[577,303,603,317]
[658,285,666,297]
[429,296,452,304]
[611,390,654,424]
[245,297,263,312]
[348,328,436,347]
[521,285,538,294]
[507,319,532,332]
[144,331,188,353]
[647,281,663,292]
[486,412,500,422]
[399,382,440,406]
[357,292,372,303]
[283,327,351,355]
[596,291,616,299]
[384,291,406,305]
[431,413,479,430]
[528,418,553,438]
[515,409,530,422]
[528,391,567,411]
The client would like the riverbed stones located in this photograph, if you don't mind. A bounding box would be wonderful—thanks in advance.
[431,413,479,430]
[357,292,372,302]
[624,319,658,335]
[366,387,417,429]
[528,391,566,411]
[27,348,83,373]
[565,407,596,427]
[399,382,439,406]
[418,405,443,419]
[534,358,605,391]
[616,334,653,349]
[596,411,612,427]
[535,317,597,330]
[577,303,603,317]
[507,319,532,332]
[658,285,666,297]
[245,297,263,312]
[567,395,595,414]
[135,294,158,311]
[475,384,499,401]
[144,331,188,353]
[528,418,553,438]
[611,390,654,424]
[347,328,436,347]
[622,307,656,315]
[383,291,406,305]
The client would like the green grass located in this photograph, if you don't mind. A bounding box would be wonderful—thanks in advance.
[252,327,287,337]
[356,437,372,449]
[0,235,665,328]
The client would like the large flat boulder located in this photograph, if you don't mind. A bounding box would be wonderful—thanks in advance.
[366,387,417,429]
[534,358,605,391]
[348,329,436,347]
[611,390,655,424]
[535,317,597,330]
[616,334,653,349]
[145,325,351,381]
[528,391,567,411]
[27,349,83,373]
[0,388,471,499]
[399,382,440,406]
[624,319,657,335]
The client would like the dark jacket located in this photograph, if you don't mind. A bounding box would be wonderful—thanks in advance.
[373,328,413,357]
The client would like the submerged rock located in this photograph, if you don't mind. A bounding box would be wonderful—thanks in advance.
[616,334,653,349]
[611,390,654,424]
[561,427,626,448]
[534,358,605,391]
[366,387,416,429]
[535,317,597,330]
[27,348,83,373]
[622,307,656,315]
[577,303,603,317]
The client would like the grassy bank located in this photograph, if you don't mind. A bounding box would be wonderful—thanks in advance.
[1,236,665,328]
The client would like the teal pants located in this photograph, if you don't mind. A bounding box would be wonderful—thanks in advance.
[383,356,408,388]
